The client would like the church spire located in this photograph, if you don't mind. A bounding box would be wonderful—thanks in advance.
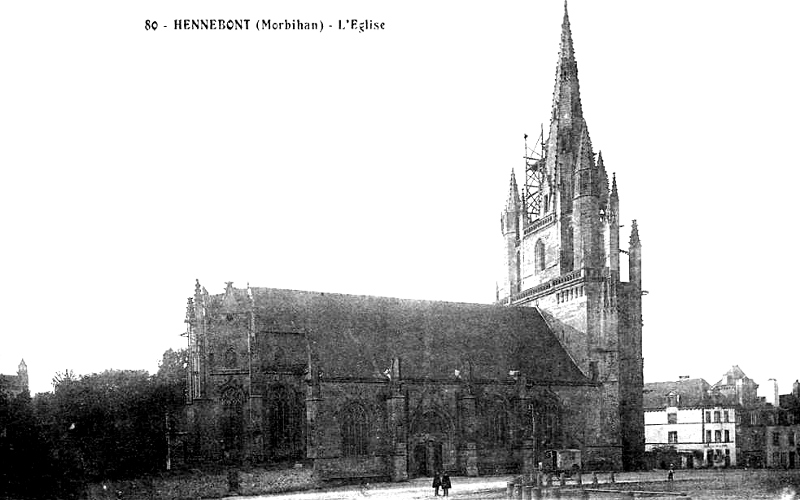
[610,172,619,201]
[506,169,521,211]
[609,171,619,218]
[630,219,641,248]
[545,0,586,209]
[501,169,522,297]
[550,0,582,126]
[560,1,575,67]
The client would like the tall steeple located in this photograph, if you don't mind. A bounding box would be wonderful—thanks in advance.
[546,0,585,160]
[543,0,589,234]
[499,3,644,471]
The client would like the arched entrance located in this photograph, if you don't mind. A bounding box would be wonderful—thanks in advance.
[409,410,452,476]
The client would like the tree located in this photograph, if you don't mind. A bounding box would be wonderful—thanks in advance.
[40,369,166,480]
[51,368,76,391]
[155,348,187,407]
[1,390,56,498]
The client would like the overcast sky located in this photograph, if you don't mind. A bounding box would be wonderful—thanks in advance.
[1,1,798,396]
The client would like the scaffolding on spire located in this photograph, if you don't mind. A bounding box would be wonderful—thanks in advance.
[523,124,547,223]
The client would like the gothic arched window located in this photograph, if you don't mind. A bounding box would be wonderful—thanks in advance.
[341,404,369,457]
[535,239,546,272]
[266,385,304,460]
[528,395,561,449]
[490,407,509,445]
[220,387,244,457]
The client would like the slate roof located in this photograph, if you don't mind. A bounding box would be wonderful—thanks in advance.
[712,365,754,388]
[204,285,589,384]
[643,378,710,409]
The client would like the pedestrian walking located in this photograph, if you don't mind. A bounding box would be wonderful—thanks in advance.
[441,471,451,496]
[667,464,674,482]
[432,471,441,496]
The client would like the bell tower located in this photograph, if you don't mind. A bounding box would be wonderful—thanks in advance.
[17,359,28,392]
[498,2,644,470]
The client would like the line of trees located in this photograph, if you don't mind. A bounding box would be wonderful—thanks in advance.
[0,349,186,499]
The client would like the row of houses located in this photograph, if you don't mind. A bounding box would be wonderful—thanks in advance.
[645,366,800,469]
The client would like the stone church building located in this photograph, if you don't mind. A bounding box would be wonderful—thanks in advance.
[0,360,28,399]
[180,4,644,479]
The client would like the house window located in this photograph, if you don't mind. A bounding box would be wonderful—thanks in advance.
[715,430,721,442]
[751,412,759,425]
[706,411,712,423]
[706,430,712,443]
[342,405,369,457]
[668,431,678,444]
[773,432,781,446]
[789,433,796,446]
[724,430,730,443]
[714,411,721,423]
[667,413,677,424]
[724,411,730,423]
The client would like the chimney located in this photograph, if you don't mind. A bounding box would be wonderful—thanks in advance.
[767,378,779,406]
[793,380,800,398]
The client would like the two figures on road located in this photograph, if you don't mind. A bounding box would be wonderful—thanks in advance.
[432,471,451,496]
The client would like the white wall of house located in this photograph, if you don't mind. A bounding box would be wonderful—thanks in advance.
[645,406,737,467]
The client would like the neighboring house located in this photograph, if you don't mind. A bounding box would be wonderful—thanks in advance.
[646,368,800,469]
[760,381,800,468]
[644,378,736,468]
[764,425,799,469]
[709,366,759,407]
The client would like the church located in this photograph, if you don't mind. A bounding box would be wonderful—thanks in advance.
[179,4,644,478]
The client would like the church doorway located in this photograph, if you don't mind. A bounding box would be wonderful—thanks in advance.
[411,439,444,476]
[413,445,427,476]
[409,410,452,476]
[432,441,443,472]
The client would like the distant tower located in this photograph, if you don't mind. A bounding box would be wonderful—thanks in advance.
[17,359,28,392]
[499,2,644,470]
